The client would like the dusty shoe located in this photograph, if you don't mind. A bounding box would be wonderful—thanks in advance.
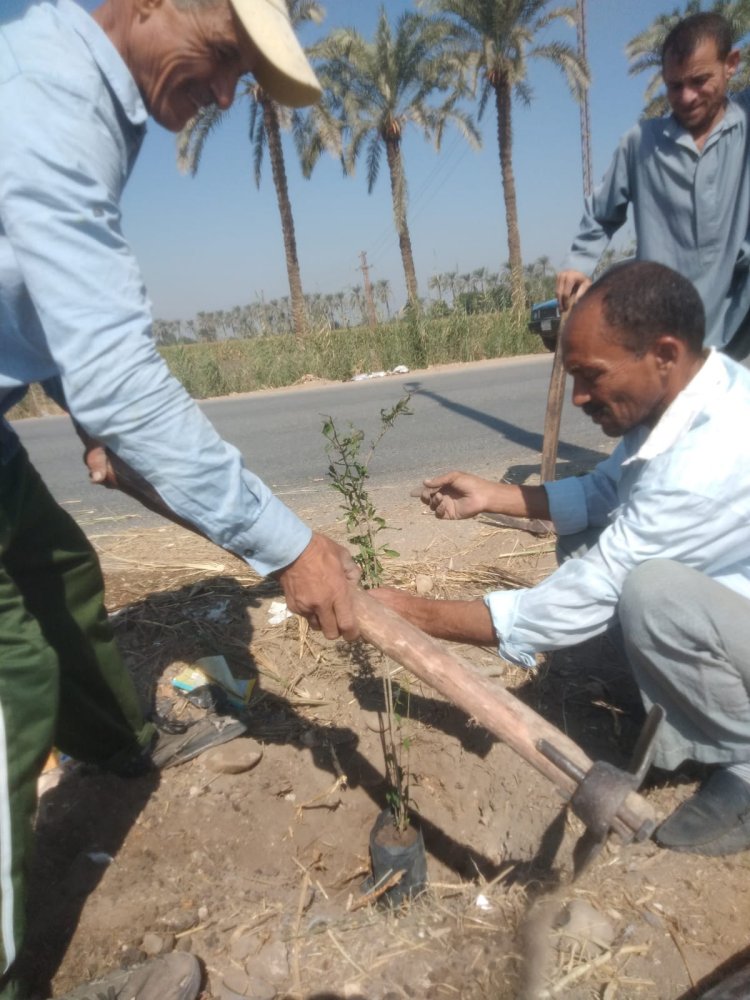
[54,953,201,999]
[150,715,248,770]
[655,769,750,856]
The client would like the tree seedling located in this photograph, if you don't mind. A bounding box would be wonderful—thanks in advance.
[322,394,412,588]
[381,671,413,833]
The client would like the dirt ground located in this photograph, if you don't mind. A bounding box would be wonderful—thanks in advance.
[25,485,750,1000]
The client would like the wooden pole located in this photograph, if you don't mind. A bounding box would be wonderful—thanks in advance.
[353,589,656,843]
[540,311,568,483]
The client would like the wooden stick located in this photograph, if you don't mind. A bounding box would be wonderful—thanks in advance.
[352,590,656,843]
[540,312,568,484]
[480,512,553,537]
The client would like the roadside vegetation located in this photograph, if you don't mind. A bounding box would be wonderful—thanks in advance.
[10,307,541,419]
[156,307,541,399]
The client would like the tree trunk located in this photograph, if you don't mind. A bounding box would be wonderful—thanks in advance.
[263,97,308,339]
[494,76,525,314]
[384,137,419,308]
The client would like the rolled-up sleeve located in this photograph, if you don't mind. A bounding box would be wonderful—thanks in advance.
[485,482,750,669]
[545,442,625,534]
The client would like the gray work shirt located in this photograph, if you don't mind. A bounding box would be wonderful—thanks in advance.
[565,93,750,355]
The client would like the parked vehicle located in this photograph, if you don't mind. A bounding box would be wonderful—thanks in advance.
[528,298,560,352]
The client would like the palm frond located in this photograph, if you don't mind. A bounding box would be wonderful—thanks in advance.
[176,104,225,176]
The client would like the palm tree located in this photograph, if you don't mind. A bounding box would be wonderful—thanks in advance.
[426,0,589,313]
[444,268,460,305]
[177,1,330,340]
[428,272,447,304]
[348,284,366,325]
[576,0,593,197]
[374,278,392,318]
[308,8,480,308]
[627,0,750,117]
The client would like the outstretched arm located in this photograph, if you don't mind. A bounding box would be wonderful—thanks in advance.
[370,588,495,645]
[417,471,550,521]
[82,437,361,641]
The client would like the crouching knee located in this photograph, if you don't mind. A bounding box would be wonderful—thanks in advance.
[619,559,685,639]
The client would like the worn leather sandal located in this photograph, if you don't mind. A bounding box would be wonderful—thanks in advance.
[150,715,248,770]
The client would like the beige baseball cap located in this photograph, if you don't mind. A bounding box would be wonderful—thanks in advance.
[229,0,322,107]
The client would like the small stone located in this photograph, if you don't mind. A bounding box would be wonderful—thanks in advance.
[222,967,251,995]
[220,986,247,1000]
[229,933,255,963]
[141,932,165,956]
[343,983,367,999]
[253,940,288,981]
[557,899,615,954]
[159,909,198,934]
[204,740,263,775]
[198,905,209,921]
[415,574,434,595]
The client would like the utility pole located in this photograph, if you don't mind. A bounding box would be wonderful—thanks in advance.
[358,251,379,329]
[577,0,593,198]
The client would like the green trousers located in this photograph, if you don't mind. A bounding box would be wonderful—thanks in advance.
[0,446,155,997]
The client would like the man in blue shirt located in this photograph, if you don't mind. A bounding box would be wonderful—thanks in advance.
[557,13,750,357]
[376,261,750,859]
[0,0,359,996]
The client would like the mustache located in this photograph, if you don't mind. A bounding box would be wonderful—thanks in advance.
[583,403,605,418]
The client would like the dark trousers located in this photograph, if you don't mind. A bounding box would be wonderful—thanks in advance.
[0,446,154,996]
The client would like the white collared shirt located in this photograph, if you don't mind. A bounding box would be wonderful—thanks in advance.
[485,351,750,667]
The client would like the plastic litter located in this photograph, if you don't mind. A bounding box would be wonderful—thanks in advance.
[267,599,293,625]
[172,655,254,710]
[351,364,410,381]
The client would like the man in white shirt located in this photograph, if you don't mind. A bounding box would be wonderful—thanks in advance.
[375,260,750,857]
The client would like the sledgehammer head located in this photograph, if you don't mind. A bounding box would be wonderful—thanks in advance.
[538,704,665,878]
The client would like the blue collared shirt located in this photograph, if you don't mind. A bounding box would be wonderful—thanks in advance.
[485,351,750,667]
[565,98,750,353]
[0,0,311,575]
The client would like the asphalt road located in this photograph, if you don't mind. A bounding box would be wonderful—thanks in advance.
[13,354,610,534]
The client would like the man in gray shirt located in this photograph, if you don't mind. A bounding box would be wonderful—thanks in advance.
[557,13,750,358]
